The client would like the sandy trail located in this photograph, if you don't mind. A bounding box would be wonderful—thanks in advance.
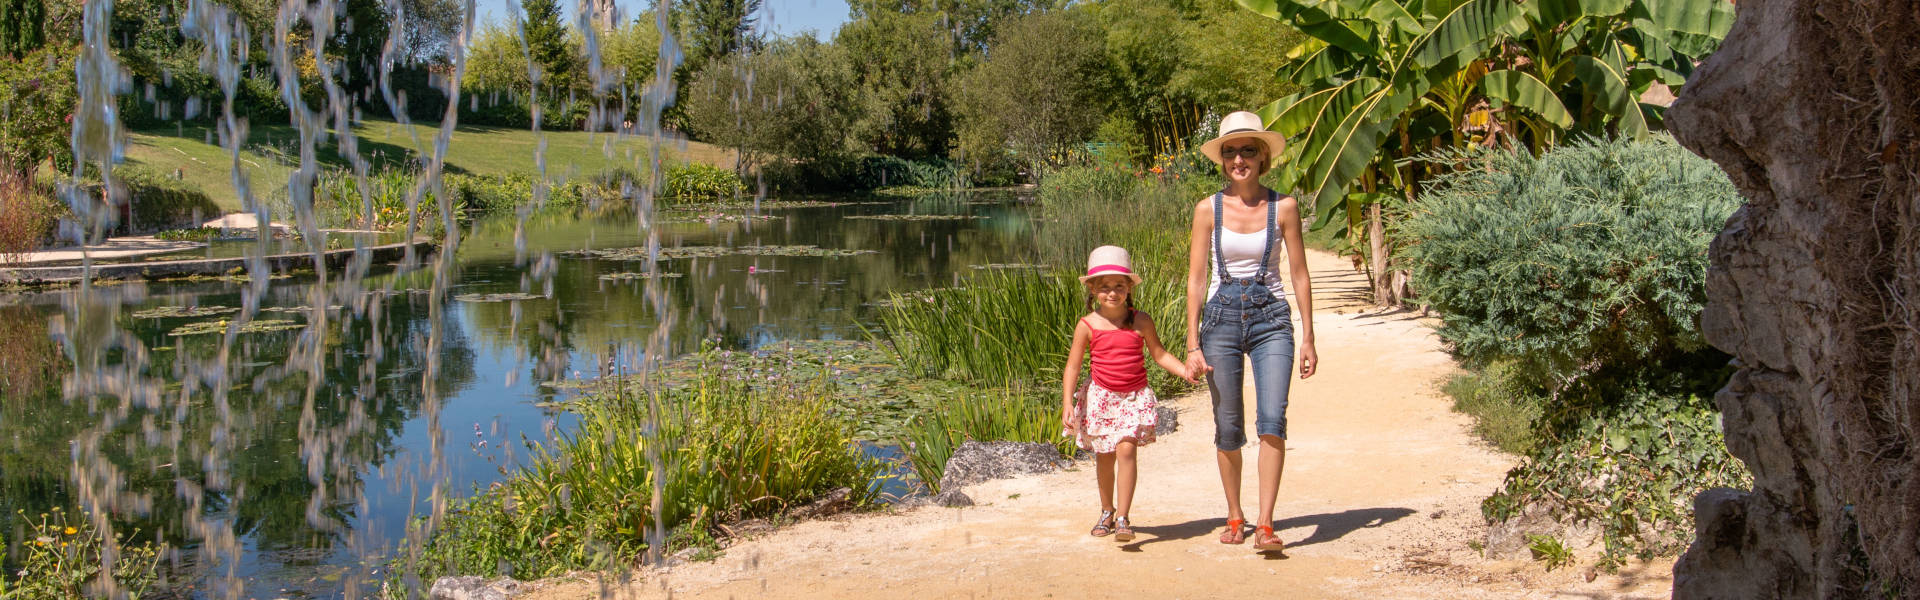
[527,250,1676,600]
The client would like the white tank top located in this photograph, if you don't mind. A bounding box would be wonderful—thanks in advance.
[1208,226,1286,300]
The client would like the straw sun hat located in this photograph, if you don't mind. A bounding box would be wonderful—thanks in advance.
[1199,111,1288,166]
[1080,245,1143,285]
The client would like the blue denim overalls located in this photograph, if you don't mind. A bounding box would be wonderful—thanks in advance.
[1199,191,1295,451]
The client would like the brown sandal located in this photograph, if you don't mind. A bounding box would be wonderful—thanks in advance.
[1253,525,1286,551]
[1090,509,1117,537]
[1219,518,1247,545]
[1114,516,1135,542]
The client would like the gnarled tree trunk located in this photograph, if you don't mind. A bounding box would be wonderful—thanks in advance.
[1667,0,1919,596]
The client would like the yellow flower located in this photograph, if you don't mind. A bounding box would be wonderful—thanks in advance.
[63,526,77,535]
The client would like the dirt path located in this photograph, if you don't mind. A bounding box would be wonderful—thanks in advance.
[526,250,1676,600]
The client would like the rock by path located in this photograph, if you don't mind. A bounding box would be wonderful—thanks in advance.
[523,249,1679,600]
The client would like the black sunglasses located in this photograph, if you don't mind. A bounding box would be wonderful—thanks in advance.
[1219,144,1264,159]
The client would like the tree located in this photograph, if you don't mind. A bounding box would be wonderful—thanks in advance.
[1236,0,1734,304]
[0,47,77,178]
[333,0,392,96]
[953,10,1106,180]
[683,0,761,68]
[834,8,955,158]
[520,0,573,97]
[396,0,463,63]
[682,36,865,173]
[0,0,45,59]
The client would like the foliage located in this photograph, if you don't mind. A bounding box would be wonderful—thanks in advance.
[662,162,744,200]
[878,269,1083,385]
[1441,360,1544,455]
[0,508,162,599]
[898,386,1074,493]
[317,168,441,231]
[153,227,225,242]
[1394,136,1740,395]
[395,0,463,63]
[1092,0,1303,159]
[0,0,44,59]
[0,47,76,177]
[953,10,1107,181]
[595,20,663,94]
[834,8,955,158]
[0,173,60,261]
[681,0,762,71]
[520,0,574,95]
[407,358,882,580]
[683,37,866,171]
[112,165,223,234]
[1526,533,1575,571]
[1484,390,1751,570]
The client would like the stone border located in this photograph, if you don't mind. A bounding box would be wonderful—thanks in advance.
[0,238,434,284]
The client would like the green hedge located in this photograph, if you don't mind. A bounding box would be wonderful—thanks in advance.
[1395,135,1741,396]
[116,165,222,234]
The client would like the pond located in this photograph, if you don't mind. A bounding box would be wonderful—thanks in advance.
[0,190,1039,598]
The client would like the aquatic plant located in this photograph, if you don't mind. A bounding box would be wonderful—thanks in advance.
[0,507,162,599]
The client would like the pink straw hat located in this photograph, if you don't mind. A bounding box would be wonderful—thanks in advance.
[1079,245,1143,285]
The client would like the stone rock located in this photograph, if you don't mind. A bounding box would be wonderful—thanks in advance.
[936,441,1063,492]
[1155,405,1179,435]
[429,576,522,600]
[1667,0,1920,595]
[931,490,973,507]
[1482,502,1601,559]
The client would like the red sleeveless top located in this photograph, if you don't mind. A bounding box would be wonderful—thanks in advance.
[1087,318,1149,393]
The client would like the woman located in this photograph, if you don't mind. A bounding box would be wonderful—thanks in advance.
[1182,111,1318,551]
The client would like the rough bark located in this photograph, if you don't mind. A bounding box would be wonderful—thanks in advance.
[1666,0,1920,596]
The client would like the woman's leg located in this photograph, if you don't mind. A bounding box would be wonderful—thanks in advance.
[1096,451,1116,512]
[1114,439,1138,517]
[1247,309,1297,529]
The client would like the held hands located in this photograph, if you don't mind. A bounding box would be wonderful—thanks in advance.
[1183,350,1211,384]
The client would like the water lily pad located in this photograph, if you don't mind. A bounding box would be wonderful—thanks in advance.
[132,305,241,319]
[657,211,785,224]
[845,214,985,221]
[453,292,545,303]
[168,319,303,337]
[561,245,876,261]
[737,245,879,257]
[598,272,684,281]
[261,305,346,314]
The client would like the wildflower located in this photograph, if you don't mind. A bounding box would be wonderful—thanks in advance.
[63,526,76,535]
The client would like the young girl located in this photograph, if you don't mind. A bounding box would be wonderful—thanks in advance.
[1062,245,1195,542]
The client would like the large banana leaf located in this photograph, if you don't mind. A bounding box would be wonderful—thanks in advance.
[1407,0,1524,70]
[1480,69,1574,128]
[1236,0,1377,54]
[1570,55,1649,139]
[1296,84,1398,215]
[1638,0,1735,38]
[1259,88,1341,137]
[1528,0,1631,26]
[1288,45,1351,85]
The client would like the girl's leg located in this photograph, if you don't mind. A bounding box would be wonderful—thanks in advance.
[1096,451,1117,512]
[1114,439,1138,518]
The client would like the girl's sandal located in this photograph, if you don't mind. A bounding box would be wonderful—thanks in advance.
[1219,518,1247,545]
[1113,516,1135,542]
[1253,525,1286,552]
[1090,509,1117,537]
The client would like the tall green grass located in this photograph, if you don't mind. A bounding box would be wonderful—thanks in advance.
[405,361,883,580]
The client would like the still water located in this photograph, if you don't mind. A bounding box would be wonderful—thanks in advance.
[0,191,1038,598]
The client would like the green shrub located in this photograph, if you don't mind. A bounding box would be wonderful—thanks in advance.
[898,386,1074,493]
[406,357,882,581]
[115,165,222,234]
[153,227,224,242]
[316,167,440,231]
[1,507,162,599]
[1394,135,1742,396]
[0,174,61,261]
[1483,390,1751,569]
[662,162,744,200]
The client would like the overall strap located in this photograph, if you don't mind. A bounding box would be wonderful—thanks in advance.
[1255,190,1278,280]
[1211,192,1230,281]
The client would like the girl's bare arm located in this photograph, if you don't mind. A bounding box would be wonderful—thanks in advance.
[1136,313,1194,383]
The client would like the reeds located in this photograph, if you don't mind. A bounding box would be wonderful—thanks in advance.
[408,361,883,580]
[898,385,1073,493]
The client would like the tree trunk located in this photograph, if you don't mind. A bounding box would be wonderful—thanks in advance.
[1368,201,1391,306]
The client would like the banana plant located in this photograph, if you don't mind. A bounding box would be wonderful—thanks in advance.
[1236,0,1733,304]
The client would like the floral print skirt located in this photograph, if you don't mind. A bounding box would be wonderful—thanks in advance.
[1066,381,1159,454]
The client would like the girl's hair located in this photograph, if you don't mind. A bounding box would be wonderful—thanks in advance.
[1083,287,1137,328]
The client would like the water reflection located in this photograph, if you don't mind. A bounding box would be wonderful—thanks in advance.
[0,191,1034,597]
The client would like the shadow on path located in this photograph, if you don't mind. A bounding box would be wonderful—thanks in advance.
[1118,507,1414,554]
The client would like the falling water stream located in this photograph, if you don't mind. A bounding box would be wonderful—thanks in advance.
[10,2,1036,598]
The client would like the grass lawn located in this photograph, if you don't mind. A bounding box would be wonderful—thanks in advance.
[126,118,736,211]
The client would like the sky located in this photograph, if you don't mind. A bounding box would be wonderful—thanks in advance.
[476,0,855,39]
